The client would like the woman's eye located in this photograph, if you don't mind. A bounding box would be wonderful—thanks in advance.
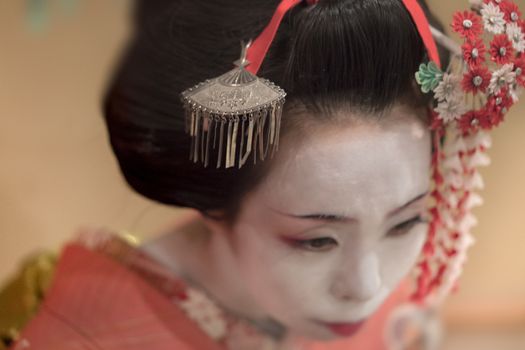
[388,215,427,237]
[292,237,338,252]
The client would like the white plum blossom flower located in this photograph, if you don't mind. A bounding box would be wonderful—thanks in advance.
[480,2,506,34]
[458,213,479,235]
[434,73,462,102]
[434,96,468,123]
[443,153,463,171]
[468,151,491,167]
[506,22,525,53]
[509,84,522,103]
[444,170,465,190]
[463,131,492,150]
[178,289,228,340]
[489,63,516,94]
[465,192,484,210]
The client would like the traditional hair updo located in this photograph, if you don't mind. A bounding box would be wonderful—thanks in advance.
[102,0,450,223]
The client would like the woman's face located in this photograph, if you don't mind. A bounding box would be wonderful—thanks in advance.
[228,105,432,340]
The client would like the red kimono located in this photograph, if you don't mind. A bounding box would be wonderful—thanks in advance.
[11,227,412,350]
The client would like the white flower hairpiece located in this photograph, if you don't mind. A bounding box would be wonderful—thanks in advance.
[481,2,506,34]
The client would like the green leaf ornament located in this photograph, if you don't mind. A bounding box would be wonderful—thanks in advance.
[415,61,444,94]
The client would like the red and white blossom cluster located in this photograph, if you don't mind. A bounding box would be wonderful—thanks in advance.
[411,0,524,306]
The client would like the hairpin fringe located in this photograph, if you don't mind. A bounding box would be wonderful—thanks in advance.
[186,100,284,169]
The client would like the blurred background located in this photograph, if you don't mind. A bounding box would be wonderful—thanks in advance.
[0,0,524,349]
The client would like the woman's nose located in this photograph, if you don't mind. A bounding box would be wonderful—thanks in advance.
[329,252,381,302]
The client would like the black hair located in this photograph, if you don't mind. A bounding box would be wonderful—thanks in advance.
[102,0,450,224]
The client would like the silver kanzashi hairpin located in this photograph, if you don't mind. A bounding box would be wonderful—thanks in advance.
[180,40,286,169]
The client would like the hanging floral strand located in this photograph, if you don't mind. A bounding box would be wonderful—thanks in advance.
[412,0,524,306]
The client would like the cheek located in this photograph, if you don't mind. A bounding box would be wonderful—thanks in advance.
[377,224,428,287]
[233,224,330,313]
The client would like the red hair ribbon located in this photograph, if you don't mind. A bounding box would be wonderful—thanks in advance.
[245,0,441,75]
[245,0,303,75]
[401,0,441,67]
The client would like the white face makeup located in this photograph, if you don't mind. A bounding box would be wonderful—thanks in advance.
[227,106,432,340]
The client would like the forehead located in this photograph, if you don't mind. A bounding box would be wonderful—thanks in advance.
[254,110,431,218]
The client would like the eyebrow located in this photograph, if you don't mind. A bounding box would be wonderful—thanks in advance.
[273,191,429,223]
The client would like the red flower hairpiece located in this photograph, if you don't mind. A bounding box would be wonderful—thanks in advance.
[452,11,483,39]
[462,39,487,67]
[500,0,522,22]
[462,66,491,94]
[490,34,515,64]
[413,0,524,306]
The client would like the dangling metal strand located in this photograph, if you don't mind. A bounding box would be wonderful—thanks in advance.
[216,117,226,168]
[192,110,201,163]
[204,116,214,168]
[225,117,233,168]
[200,112,208,163]
[230,116,239,168]
[240,114,255,167]
[238,115,247,169]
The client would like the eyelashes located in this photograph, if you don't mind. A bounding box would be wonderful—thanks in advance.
[287,236,338,252]
[388,215,427,237]
[281,215,428,252]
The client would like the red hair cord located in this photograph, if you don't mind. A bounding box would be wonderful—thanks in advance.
[245,0,441,75]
